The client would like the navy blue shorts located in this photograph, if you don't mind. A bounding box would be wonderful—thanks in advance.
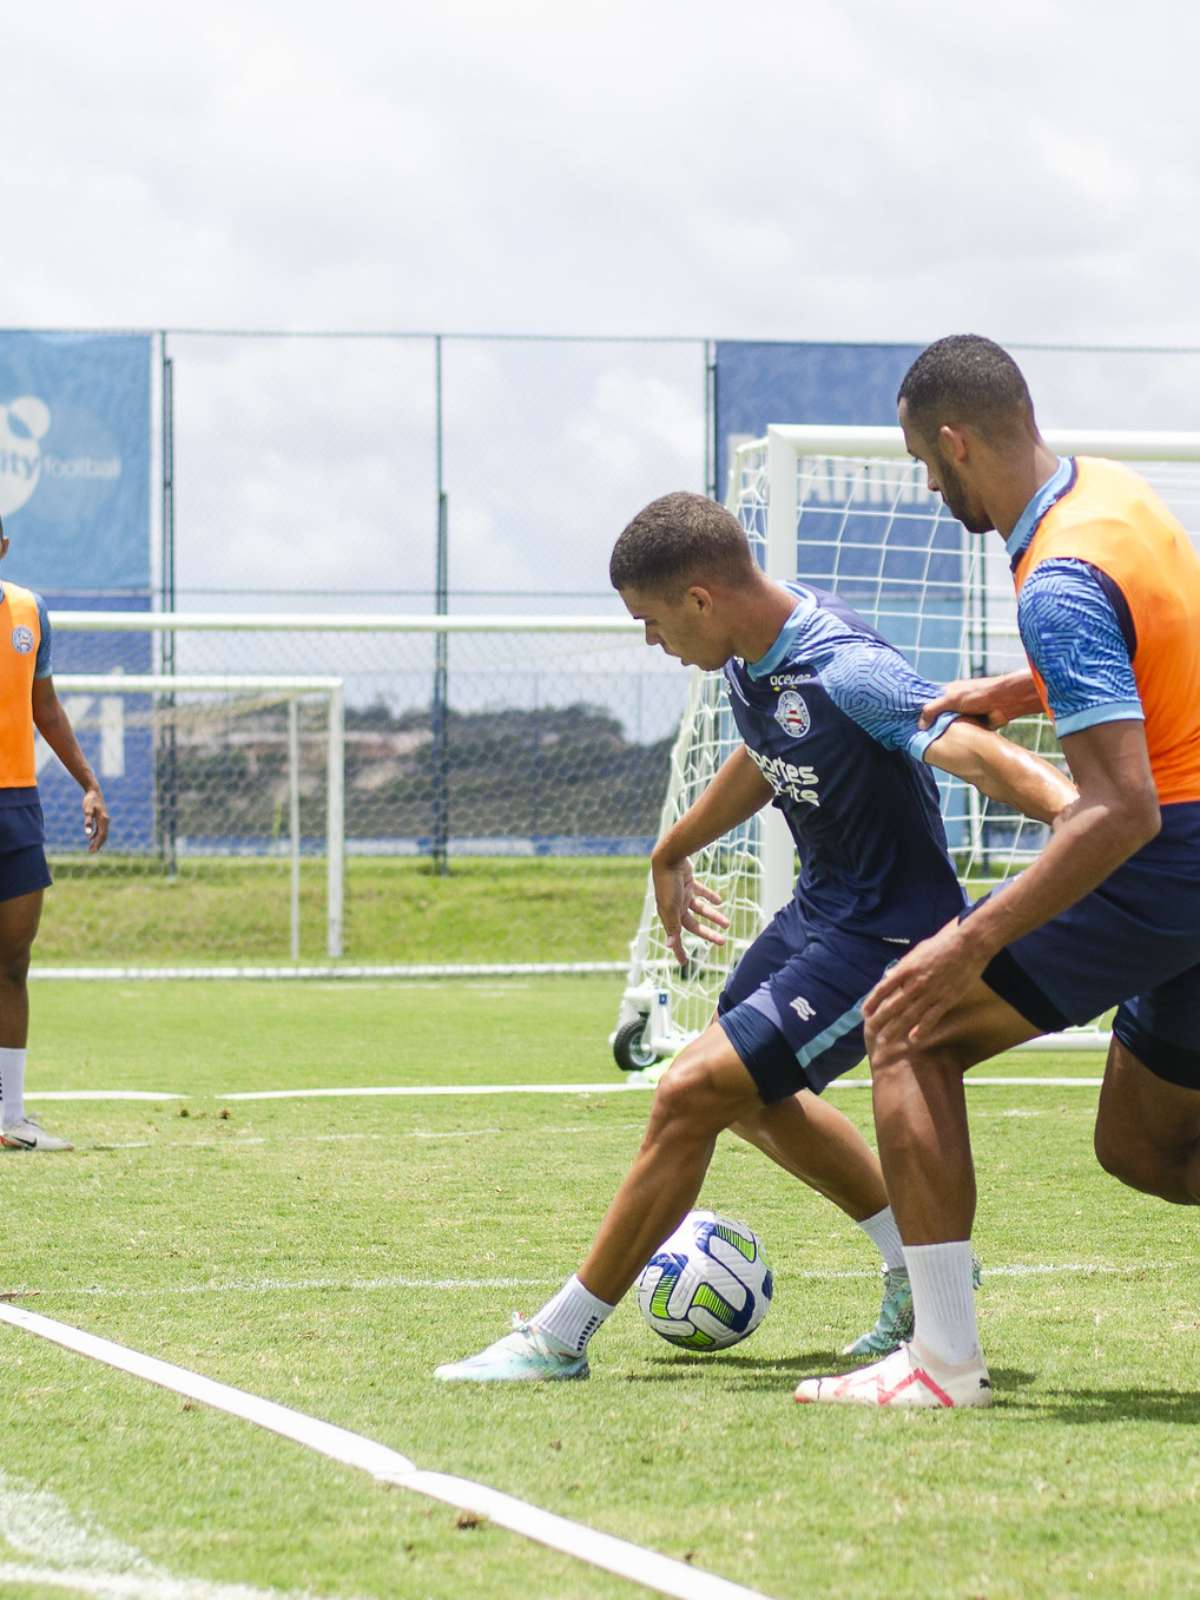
[0,797,51,903]
[979,805,1200,1089]
[716,897,905,1103]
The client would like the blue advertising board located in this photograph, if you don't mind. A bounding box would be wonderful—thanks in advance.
[0,332,154,850]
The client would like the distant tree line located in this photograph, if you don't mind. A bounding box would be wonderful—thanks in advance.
[162,699,674,845]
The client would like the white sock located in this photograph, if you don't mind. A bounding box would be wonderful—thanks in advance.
[0,1048,26,1127]
[534,1275,615,1355]
[856,1205,906,1271]
[904,1240,981,1367]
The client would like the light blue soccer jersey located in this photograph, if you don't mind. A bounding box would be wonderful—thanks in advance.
[724,582,966,942]
[1016,557,1141,737]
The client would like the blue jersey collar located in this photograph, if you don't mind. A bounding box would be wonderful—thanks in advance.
[1005,457,1076,569]
[745,584,815,679]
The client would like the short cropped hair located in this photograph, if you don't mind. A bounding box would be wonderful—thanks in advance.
[609,491,756,595]
[898,335,1037,446]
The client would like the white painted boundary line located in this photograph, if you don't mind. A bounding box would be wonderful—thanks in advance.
[0,1569,293,1599]
[12,1260,1178,1302]
[0,1303,771,1600]
[211,1077,1104,1101]
[25,1076,1105,1105]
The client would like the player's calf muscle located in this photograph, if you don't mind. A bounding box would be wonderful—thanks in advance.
[1093,1125,1200,1204]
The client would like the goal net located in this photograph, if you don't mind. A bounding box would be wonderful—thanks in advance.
[615,427,1200,1063]
[37,615,686,976]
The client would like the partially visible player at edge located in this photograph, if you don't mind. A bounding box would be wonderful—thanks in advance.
[435,490,1074,1382]
[0,514,108,1151]
[797,334,1200,1410]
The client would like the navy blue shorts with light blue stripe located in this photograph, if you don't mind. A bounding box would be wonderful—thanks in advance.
[716,898,902,1103]
[0,796,51,903]
[978,802,1200,1089]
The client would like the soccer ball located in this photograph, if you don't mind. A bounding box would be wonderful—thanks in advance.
[635,1210,772,1351]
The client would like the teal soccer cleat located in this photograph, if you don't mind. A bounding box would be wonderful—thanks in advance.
[842,1255,982,1360]
[434,1316,590,1383]
[842,1266,914,1358]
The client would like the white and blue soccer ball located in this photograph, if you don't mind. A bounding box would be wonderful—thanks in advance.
[635,1210,773,1351]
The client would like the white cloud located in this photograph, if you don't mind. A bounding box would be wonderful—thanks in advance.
[0,0,1198,602]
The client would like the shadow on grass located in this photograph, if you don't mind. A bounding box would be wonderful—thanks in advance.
[1019,1385,1200,1424]
[625,1354,1043,1400]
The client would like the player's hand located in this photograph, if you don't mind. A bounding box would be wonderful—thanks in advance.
[651,853,730,967]
[861,919,982,1047]
[918,675,1026,731]
[83,787,109,853]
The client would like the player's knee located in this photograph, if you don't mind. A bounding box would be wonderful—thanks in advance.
[649,1048,738,1140]
[0,945,32,988]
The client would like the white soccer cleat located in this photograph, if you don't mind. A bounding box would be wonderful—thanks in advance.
[0,1117,74,1152]
[795,1342,993,1409]
[434,1316,589,1382]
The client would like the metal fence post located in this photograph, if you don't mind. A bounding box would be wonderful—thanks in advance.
[431,336,450,875]
[159,336,178,878]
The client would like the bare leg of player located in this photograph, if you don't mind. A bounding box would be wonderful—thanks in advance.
[575,1024,763,1305]
[435,1023,764,1381]
[795,981,1036,1407]
[0,890,64,1151]
[1093,1035,1200,1204]
[730,1092,887,1220]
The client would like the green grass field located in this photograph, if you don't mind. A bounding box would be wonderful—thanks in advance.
[2,977,1198,1599]
[37,858,647,966]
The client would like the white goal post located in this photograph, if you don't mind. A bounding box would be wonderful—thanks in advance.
[614,425,1200,1067]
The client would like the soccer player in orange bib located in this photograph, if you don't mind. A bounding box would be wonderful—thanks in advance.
[796,334,1200,1408]
[0,514,108,1151]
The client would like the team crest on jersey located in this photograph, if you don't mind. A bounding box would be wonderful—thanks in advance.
[11,626,33,655]
[775,689,810,738]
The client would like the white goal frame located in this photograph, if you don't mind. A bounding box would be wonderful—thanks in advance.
[46,670,346,968]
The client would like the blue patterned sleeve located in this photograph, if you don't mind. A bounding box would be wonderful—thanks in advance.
[1017,559,1142,736]
[816,636,957,759]
[34,594,52,679]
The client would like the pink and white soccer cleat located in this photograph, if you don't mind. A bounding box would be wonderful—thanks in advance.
[794,1342,993,1409]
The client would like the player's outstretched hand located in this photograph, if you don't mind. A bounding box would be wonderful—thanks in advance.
[918,673,1036,731]
[651,853,731,967]
[862,920,981,1047]
[83,787,109,853]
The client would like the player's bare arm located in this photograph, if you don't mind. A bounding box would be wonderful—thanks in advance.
[651,745,771,964]
[865,717,1159,1045]
[917,670,1043,730]
[31,677,109,853]
[922,717,1075,823]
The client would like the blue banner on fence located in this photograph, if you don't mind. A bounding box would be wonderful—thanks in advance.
[0,331,152,594]
[714,340,923,492]
[0,332,155,849]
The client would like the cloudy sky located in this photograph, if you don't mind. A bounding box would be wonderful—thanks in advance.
[6,0,1198,344]
[3,0,1199,610]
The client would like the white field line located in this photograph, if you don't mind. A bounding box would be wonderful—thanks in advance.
[26,1078,1104,1106]
[10,1260,1181,1304]
[0,1467,350,1600]
[0,1570,328,1599]
[208,1078,1103,1102]
[29,1091,185,1102]
[0,1304,771,1600]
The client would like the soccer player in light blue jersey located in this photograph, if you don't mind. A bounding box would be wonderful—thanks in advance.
[435,491,1074,1383]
